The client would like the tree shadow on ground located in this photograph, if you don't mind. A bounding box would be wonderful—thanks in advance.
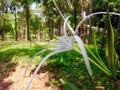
[0,45,45,90]
[0,61,18,90]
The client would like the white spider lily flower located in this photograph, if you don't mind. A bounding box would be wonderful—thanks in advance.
[25,13,93,90]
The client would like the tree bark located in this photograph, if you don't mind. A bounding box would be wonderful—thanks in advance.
[14,9,18,41]
[74,0,77,30]
[48,18,53,40]
[19,17,23,39]
[1,13,5,41]
[80,0,85,42]
[88,0,93,44]
[48,2,53,40]
[25,0,30,41]
[41,20,45,41]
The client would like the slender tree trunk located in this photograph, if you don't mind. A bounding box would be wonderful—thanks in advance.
[19,18,23,39]
[74,0,77,30]
[51,20,53,39]
[41,20,45,41]
[25,0,30,41]
[14,10,18,41]
[88,0,92,44]
[48,19,51,40]
[49,18,53,40]
[47,2,53,40]
[1,13,5,41]
[37,22,40,41]
[80,0,85,42]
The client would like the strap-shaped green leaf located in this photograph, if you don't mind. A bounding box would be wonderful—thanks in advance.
[105,11,119,78]
[106,11,114,69]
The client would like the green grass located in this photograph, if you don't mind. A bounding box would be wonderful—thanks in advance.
[0,41,46,79]
[0,41,117,90]
[0,41,44,63]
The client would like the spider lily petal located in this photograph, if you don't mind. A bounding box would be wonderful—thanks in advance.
[24,49,47,77]
[73,35,92,76]
[63,15,71,36]
[75,12,120,34]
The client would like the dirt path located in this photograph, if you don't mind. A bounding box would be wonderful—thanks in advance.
[0,42,64,90]
[0,64,58,90]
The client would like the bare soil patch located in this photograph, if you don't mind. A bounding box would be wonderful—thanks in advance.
[0,64,63,90]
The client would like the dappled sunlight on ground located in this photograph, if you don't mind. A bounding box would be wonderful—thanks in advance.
[0,60,64,90]
[0,41,62,90]
[0,63,64,90]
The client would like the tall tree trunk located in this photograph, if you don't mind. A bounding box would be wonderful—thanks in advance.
[14,10,18,41]
[1,13,5,41]
[41,20,45,41]
[37,23,41,41]
[48,18,53,40]
[19,17,23,39]
[74,0,77,30]
[80,0,85,42]
[48,2,53,40]
[50,19,54,40]
[88,0,92,44]
[25,0,30,41]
